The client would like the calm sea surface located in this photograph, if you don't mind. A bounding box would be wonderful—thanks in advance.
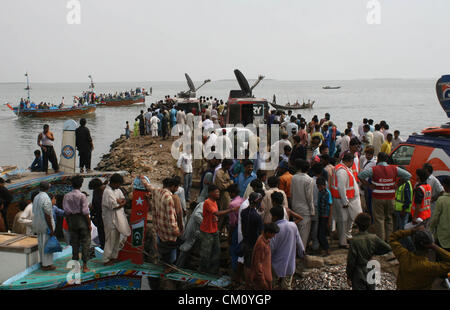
[0,79,446,169]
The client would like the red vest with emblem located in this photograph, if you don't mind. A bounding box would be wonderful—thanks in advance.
[371,165,398,200]
[411,184,432,220]
[330,164,355,199]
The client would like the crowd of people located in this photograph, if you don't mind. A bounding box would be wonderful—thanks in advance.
[119,101,450,290]
[2,95,449,291]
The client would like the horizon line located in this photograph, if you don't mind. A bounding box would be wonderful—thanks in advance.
[0,77,439,84]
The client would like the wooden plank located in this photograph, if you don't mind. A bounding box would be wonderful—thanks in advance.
[0,235,28,247]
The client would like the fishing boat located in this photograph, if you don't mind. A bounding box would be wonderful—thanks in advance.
[6,73,96,118]
[322,86,341,89]
[6,104,96,118]
[98,94,146,107]
[0,172,230,290]
[270,101,314,110]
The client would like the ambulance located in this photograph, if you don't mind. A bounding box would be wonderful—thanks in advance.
[388,75,450,185]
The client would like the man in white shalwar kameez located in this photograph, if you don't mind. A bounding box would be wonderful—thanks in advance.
[32,182,56,270]
[102,174,131,265]
[333,153,362,248]
[150,113,160,137]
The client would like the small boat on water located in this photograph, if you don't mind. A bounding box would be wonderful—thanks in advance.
[6,104,96,118]
[323,86,341,89]
[270,101,314,110]
[97,94,146,107]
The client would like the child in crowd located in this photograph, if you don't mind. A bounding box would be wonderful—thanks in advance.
[346,213,391,290]
[316,177,332,256]
[250,222,280,290]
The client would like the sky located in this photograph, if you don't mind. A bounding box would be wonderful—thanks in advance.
[1,0,450,82]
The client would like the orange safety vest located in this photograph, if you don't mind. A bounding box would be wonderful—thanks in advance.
[411,184,432,220]
[351,157,360,183]
[330,164,356,199]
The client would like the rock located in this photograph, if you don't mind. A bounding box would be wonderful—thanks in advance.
[304,255,324,269]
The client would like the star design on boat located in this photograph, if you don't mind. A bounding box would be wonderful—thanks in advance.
[136,197,144,206]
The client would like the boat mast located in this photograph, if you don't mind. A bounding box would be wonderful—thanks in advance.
[25,72,31,101]
[88,75,95,92]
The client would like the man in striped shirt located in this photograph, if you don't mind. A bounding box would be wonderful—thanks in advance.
[140,176,181,266]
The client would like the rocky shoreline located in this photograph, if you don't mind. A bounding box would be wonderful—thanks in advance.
[94,133,400,290]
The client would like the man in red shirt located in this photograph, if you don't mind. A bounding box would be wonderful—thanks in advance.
[198,185,240,275]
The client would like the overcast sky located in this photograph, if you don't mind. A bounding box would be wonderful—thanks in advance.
[1,0,450,82]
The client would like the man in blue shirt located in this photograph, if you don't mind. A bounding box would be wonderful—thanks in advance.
[29,150,43,172]
[237,160,256,197]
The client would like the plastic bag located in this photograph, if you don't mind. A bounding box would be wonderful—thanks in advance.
[44,228,62,254]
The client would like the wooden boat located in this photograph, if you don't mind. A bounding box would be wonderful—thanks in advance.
[270,101,314,110]
[98,95,145,107]
[0,246,230,289]
[322,86,341,89]
[6,104,96,118]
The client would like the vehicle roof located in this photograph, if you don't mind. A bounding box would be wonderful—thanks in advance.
[405,134,450,155]
[227,98,268,104]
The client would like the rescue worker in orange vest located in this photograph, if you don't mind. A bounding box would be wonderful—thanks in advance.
[340,138,361,183]
[358,152,412,242]
[331,153,362,249]
[412,169,432,226]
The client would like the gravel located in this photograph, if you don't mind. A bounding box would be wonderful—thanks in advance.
[294,265,397,290]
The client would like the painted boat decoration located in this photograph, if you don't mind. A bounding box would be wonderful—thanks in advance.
[6,104,96,118]
[98,95,145,107]
[0,247,230,290]
[436,75,450,118]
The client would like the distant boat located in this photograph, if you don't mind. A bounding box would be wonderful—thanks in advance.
[323,86,341,89]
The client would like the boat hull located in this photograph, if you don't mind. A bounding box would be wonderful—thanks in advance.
[12,105,96,118]
[99,95,145,107]
[270,102,314,110]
